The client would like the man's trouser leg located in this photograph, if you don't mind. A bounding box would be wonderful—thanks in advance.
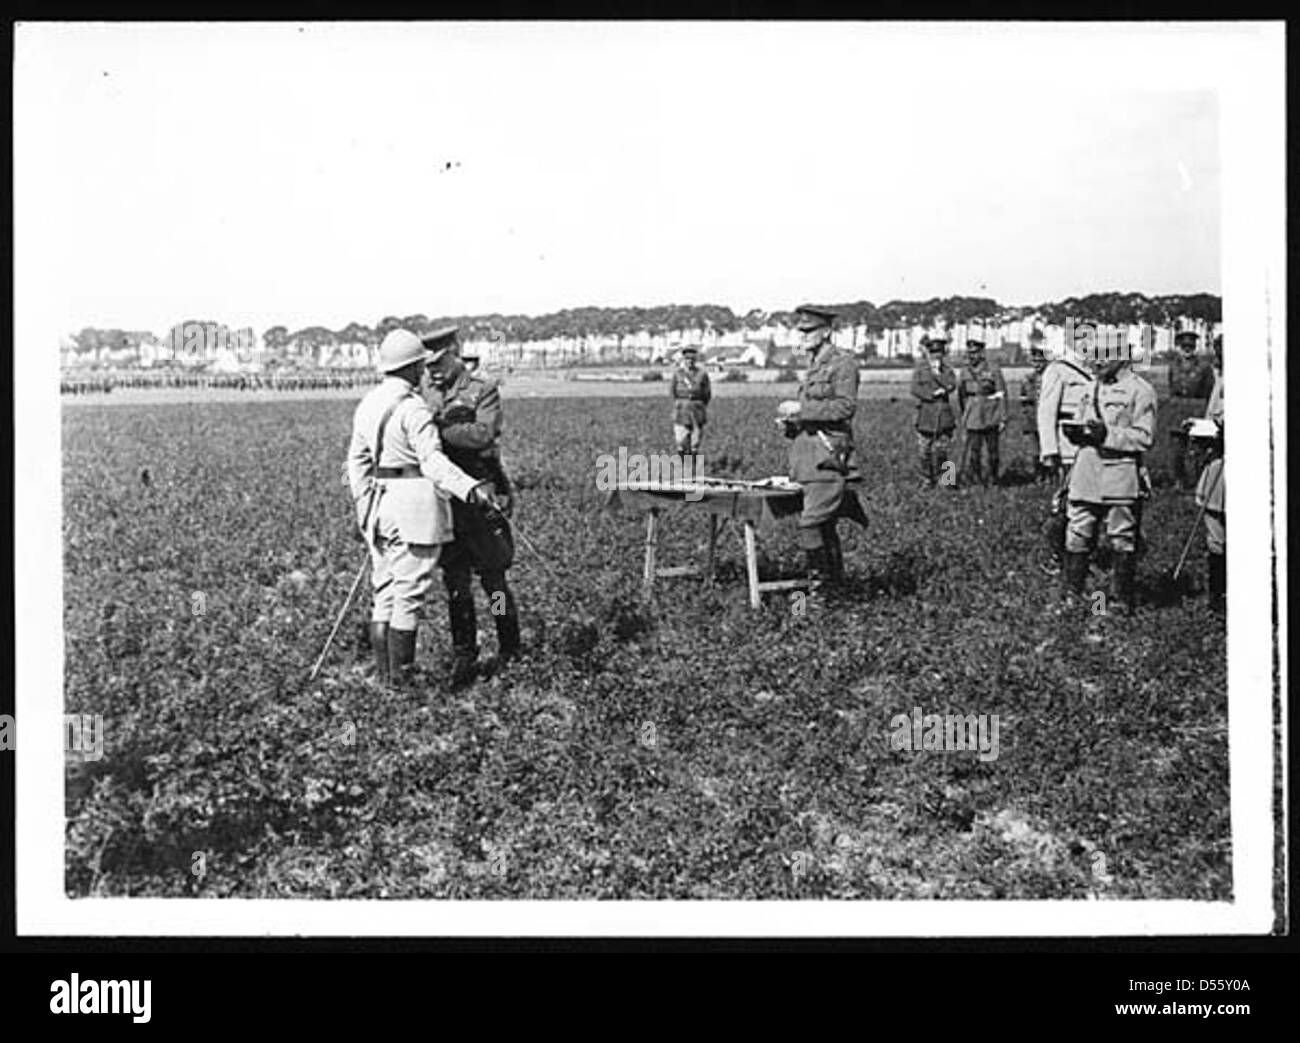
[1205,510,1226,612]
[959,428,979,486]
[1063,500,1102,599]
[479,568,521,660]
[441,547,479,685]
[916,431,936,487]
[798,479,842,585]
[821,523,844,585]
[1104,504,1140,614]
[372,525,438,685]
[1171,430,1189,489]
[987,431,1001,486]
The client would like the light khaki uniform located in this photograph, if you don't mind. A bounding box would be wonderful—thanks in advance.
[1196,372,1225,554]
[1036,358,1092,467]
[346,376,478,629]
[1064,369,1158,554]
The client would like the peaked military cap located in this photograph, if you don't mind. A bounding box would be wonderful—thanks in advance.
[1174,330,1200,344]
[421,325,460,361]
[794,306,837,332]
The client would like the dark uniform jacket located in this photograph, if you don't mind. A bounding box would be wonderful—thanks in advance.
[1168,354,1216,400]
[958,358,1008,431]
[422,370,504,484]
[670,366,712,427]
[788,347,861,483]
[1019,367,1044,434]
[910,358,958,435]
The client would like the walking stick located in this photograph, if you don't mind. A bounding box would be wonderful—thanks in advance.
[1171,463,1222,582]
[309,552,370,682]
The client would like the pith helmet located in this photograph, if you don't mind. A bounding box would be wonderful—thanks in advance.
[378,329,426,373]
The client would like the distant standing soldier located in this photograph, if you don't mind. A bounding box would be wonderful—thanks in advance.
[1020,332,1049,481]
[346,329,504,685]
[1195,335,1225,612]
[670,345,711,471]
[910,333,958,489]
[1059,341,1158,614]
[421,326,522,684]
[775,306,868,588]
[1036,339,1093,570]
[957,337,1007,487]
[1168,329,1217,490]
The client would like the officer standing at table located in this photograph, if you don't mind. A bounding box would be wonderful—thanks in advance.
[775,305,868,588]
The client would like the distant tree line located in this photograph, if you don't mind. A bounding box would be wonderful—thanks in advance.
[65,292,1223,360]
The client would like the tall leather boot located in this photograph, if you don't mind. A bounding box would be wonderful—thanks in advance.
[444,568,479,687]
[1207,552,1226,614]
[387,627,417,686]
[1062,550,1089,602]
[1110,551,1137,616]
[482,573,522,663]
[822,525,845,586]
[368,621,390,682]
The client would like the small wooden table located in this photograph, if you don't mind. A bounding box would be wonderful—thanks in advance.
[603,479,806,608]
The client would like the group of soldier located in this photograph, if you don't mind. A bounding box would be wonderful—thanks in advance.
[344,308,1225,690]
[668,308,1226,615]
[61,369,379,395]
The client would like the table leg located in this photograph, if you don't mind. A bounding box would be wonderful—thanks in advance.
[743,520,761,609]
[642,509,659,600]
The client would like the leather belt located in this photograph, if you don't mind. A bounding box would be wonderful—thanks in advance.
[376,466,422,479]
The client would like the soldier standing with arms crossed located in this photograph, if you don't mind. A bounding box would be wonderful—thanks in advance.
[670,345,711,474]
[775,306,868,588]
[1059,338,1158,615]
[957,336,1008,487]
[910,333,958,489]
[346,329,505,686]
[421,326,522,685]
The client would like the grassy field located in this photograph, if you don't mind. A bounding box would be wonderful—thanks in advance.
[62,391,1230,899]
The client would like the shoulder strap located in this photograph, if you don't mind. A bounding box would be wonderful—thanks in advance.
[371,390,411,476]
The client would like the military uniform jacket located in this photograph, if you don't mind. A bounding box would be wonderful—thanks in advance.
[422,370,504,483]
[910,358,958,434]
[1169,354,1216,400]
[1066,369,1158,504]
[1019,368,1043,433]
[788,347,862,483]
[1036,358,1092,463]
[1195,371,1225,513]
[957,359,1008,431]
[670,366,712,427]
[346,376,478,546]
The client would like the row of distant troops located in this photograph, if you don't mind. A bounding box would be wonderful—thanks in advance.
[668,314,1225,613]
[61,371,379,394]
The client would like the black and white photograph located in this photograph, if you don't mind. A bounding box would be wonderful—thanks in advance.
[13,20,1286,940]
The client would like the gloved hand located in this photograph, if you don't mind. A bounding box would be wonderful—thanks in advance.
[467,482,507,519]
[439,403,476,425]
[1042,453,1061,474]
[776,399,802,420]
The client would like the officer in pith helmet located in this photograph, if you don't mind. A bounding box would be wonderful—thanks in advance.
[1059,330,1158,615]
[345,328,507,685]
[775,305,868,589]
[670,345,711,474]
[421,325,522,684]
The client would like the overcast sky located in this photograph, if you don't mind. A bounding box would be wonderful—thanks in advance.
[17,22,1227,335]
